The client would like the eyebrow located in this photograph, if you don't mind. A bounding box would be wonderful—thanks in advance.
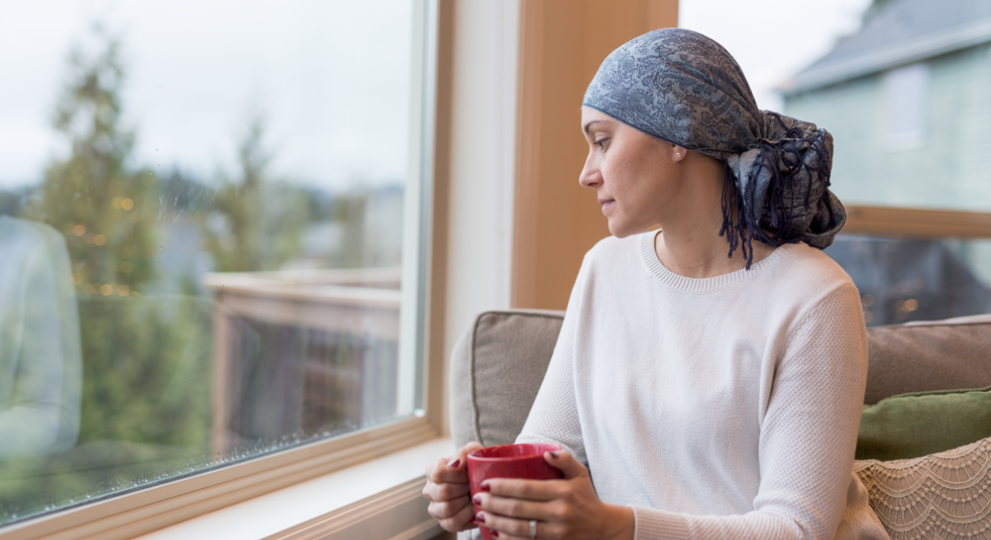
[583,120,605,135]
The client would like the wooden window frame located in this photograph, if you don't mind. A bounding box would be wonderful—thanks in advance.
[2,420,438,540]
[843,205,991,239]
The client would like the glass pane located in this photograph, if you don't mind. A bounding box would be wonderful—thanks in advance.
[825,235,991,326]
[681,1,991,320]
[780,3,991,211]
[0,0,423,527]
[682,0,991,212]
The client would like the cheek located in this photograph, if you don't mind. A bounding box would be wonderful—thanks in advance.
[602,157,633,193]
[608,159,652,203]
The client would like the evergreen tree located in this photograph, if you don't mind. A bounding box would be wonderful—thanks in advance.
[202,118,307,272]
[25,29,157,296]
[20,27,210,449]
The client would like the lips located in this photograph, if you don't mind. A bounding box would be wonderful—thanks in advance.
[598,198,615,212]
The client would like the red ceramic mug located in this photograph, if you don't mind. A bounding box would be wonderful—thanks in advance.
[467,443,563,540]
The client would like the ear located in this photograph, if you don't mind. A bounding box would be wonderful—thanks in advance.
[672,146,687,162]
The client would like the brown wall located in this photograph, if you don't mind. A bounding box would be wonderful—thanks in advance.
[427,0,456,435]
[512,0,679,310]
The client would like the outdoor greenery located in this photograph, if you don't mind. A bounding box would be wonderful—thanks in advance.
[0,27,402,524]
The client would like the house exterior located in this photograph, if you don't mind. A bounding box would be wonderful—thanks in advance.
[781,0,991,212]
[778,0,991,326]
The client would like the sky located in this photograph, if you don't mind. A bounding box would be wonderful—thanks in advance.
[0,0,412,189]
[0,1,873,190]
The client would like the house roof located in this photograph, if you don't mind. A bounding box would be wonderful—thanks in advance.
[781,0,991,96]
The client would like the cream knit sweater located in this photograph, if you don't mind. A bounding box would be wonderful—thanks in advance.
[516,231,889,540]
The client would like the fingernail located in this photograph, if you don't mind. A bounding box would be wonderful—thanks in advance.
[473,495,482,506]
[549,451,560,459]
[475,512,485,523]
[491,531,499,538]
[447,458,460,468]
[480,482,490,491]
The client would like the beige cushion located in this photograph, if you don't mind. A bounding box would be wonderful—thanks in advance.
[854,436,991,539]
[449,310,991,448]
[449,310,564,449]
[864,314,991,404]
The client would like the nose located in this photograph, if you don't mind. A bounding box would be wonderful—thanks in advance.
[579,150,601,189]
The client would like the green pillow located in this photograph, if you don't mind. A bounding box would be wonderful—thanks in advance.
[856,385,991,461]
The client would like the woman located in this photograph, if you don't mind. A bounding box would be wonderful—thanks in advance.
[423,29,889,540]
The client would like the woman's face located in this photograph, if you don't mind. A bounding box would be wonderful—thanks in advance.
[579,107,685,238]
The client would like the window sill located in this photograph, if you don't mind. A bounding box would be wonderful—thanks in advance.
[135,437,455,540]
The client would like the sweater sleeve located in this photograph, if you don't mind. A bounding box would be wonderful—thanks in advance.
[515,258,588,465]
[631,283,876,540]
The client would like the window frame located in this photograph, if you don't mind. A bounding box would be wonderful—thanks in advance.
[843,205,991,239]
[0,1,443,539]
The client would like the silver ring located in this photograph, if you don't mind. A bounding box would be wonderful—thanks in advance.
[529,519,537,539]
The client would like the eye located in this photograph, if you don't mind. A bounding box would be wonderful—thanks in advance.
[594,137,609,150]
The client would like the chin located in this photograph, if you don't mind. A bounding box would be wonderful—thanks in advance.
[608,220,655,238]
[607,222,635,238]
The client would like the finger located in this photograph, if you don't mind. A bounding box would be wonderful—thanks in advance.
[494,521,565,540]
[454,441,484,465]
[428,493,471,520]
[473,492,554,521]
[476,511,536,539]
[483,477,563,501]
[457,513,480,533]
[427,457,468,484]
[544,449,587,480]
[426,457,449,482]
[433,497,477,533]
[426,442,483,484]
[422,478,472,502]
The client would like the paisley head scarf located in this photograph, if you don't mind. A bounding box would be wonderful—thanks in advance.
[583,28,845,268]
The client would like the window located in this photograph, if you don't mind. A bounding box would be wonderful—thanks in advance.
[0,0,438,534]
[683,0,991,327]
[882,62,928,150]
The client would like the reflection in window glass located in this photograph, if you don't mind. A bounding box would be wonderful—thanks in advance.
[0,0,421,527]
[825,235,991,326]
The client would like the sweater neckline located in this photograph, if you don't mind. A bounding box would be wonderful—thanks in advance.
[639,230,796,294]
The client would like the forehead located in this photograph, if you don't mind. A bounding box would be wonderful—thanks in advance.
[581,106,617,133]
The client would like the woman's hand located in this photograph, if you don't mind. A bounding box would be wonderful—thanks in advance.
[472,450,634,540]
[423,442,484,532]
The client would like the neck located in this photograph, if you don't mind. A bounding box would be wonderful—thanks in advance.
[652,159,774,279]
[654,227,772,279]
